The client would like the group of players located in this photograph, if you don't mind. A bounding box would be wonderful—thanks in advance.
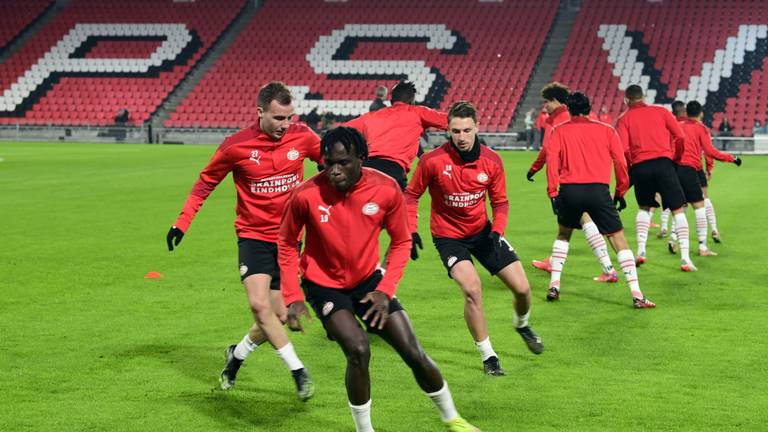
[164,79,740,432]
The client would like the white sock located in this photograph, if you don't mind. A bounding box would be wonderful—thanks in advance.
[549,239,569,289]
[669,216,678,243]
[661,208,671,232]
[635,210,651,256]
[426,381,459,422]
[474,337,497,362]
[513,309,530,328]
[275,342,304,371]
[582,221,614,273]
[349,400,374,432]
[617,249,642,298]
[233,334,259,360]
[705,198,718,233]
[673,212,691,262]
[694,207,708,250]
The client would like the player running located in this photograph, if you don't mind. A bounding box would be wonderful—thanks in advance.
[166,82,316,399]
[405,101,543,376]
[279,126,480,432]
[545,92,655,308]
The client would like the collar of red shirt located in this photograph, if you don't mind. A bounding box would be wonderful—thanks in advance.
[551,105,568,117]
[629,101,648,109]
[250,122,279,142]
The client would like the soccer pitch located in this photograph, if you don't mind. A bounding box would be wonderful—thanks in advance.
[1,141,765,431]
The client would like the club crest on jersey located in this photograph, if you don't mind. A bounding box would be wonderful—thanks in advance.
[362,202,380,216]
[318,204,332,223]
[322,301,334,316]
[249,150,261,165]
[477,172,489,183]
[286,148,300,161]
[443,164,453,179]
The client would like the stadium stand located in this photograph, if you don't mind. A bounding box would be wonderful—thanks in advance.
[553,0,768,136]
[0,0,53,54]
[0,0,246,126]
[166,0,557,131]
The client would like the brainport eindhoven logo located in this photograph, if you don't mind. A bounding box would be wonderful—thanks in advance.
[288,23,468,119]
[598,24,768,123]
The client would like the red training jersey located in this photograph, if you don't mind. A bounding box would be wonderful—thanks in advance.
[405,142,509,239]
[344,102,447,173]
[173,123,321,242]
[599,112,613,125]
[677,118,734,170]
[529,105,570,173]
[535,111,548,129]
[278,168,411,305]
[546,117,629,198]
[616,101,685,166]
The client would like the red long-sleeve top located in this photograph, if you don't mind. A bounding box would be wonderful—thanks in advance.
[616,102,685,166]
[173,123,321,242]
[344,102,447,173]
[546,117,629,198]
[677,118,735,170]
[404,142,509,239]
[529,105,570,173]
[278,168,411,305]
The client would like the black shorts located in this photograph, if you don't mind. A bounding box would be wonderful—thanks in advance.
[302,270,404,334]
[629,157,686,210]
[432,223,520,277]
[677,165,704,203]
[697,169,708,187]
[556,184,623,235]
[364,157,407,191]
[238,238,280,289]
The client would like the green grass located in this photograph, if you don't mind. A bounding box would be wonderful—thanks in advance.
[1,141,766,431]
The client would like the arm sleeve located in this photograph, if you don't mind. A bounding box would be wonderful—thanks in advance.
[173,144,235,232]
[403,158,430,233]
[609,128,630,197]
[616,116,631,166]
[529,144,548,173]
[417,106,448,130]
[305,130,322,163]
[545,128,562,198]
[700,126,735,164]
[488,159,509,235]
[278,191,307,305]
[378,191,412,298]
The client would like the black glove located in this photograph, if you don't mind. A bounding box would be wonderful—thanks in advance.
[613,194,627,212]
[550,196,561,216]
[526,170,535,182]
[166,226,185,251]
[410,233,423,260]
[734,157,742,167]
[489,231,503,260]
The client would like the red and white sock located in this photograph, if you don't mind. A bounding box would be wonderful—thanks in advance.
[549,239,569,289]
[660,208,671,232]
[617,249,642,298]
[705,198,719,233]
[635,210,651,256]
[582,221,614,274]
[694,207,708,251]
[673,212,691,262]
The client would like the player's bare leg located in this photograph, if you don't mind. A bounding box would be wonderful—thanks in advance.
[495,261,543,354]
[605,231,655,308]
[450,261,503,375]
[380,310,480,432]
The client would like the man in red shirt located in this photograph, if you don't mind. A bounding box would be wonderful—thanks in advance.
[528,83,619,283]
[545,92,655,308]
[616,85,696,272]
[405,101,543,376]
[598,106,613,125]
[279,127,479,432]
[674,100,742,255]
[344,80,447,191]
[166,82,318,399]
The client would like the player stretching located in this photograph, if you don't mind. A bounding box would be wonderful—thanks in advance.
[279,127,480,432]
[166,82,316,398]
[674,101,742,255]
[616,85,696,271]
[528,82,619,283]
[405,101,543,376]
[545,92,655,308]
